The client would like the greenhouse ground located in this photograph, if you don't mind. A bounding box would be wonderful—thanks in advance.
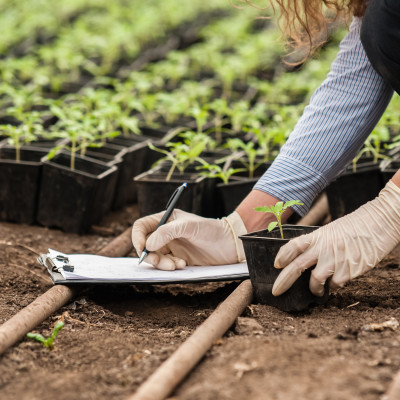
[1,206,400,400]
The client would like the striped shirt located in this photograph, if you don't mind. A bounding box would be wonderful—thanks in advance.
[254,17,394,216]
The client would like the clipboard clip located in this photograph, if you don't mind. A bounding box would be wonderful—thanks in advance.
[52,255,75,272]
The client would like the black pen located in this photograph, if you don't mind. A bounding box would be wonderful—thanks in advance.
[138,182,188,264]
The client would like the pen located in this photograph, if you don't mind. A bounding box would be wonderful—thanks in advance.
[138,182,188,264]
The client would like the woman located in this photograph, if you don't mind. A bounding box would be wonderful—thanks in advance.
[131,0,400,297]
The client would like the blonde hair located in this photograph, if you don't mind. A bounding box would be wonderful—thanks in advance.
[240,0,367,61]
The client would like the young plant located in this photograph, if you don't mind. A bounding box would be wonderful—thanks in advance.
[206,98,230,144]
[47,104,104,170]
[189,105,209,135]
[154,91,188,126]
[352,132,390,172]
[26,321,64,351]
[254,200,303,239]
[148,131,209,181]
[198,162,245,184]
[0,110,42,162]
[225,138,265,178]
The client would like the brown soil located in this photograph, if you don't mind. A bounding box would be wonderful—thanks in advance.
[1,205,400,400]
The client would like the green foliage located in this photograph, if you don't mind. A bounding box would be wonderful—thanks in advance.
[26,321,65,351]
[47,103,106,170]
[254,200,303,239]
[0,110,43,162]
[225,138,265,178]
[148,131,211,181]
[189,105,209,134]
[198,162,245,185]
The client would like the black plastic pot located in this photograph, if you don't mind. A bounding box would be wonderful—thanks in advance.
[37,151,118,233]
[326,162,384,220]
[139,127,179,172]
[84,143,125,166]
[240,225,329,312]
[134,166,206,217]
[216,176,259,216]
[380,159,400,184]
[27,136,64,150]
[0,146,48,224]
[106,135,151,209]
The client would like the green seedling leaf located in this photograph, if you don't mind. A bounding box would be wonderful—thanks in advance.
[26,321,64,351]
[284,200,303,208]
[268,221,278,232]
[26,333,46,344]
[254,199,304,239]
[51,321,65,340]
[46,144,64,161]
[254,206,272,213]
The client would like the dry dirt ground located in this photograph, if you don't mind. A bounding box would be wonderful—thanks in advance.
[1,205,400,400]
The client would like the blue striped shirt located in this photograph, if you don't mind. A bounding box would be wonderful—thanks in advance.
[254,17,394,216]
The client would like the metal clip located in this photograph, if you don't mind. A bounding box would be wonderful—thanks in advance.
[52,255,74,272]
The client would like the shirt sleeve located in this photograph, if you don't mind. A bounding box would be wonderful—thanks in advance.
[254,17,394,216]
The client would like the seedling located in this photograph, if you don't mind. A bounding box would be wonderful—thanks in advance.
[352,133,390,172]
[254,200,303,239]
[47,104,106,170]
[26,321,64,351]
[198,162,246,184]
[189,105,209,135]
[148,131,210,181]
[206,98,230,144]
[225,138,265,178]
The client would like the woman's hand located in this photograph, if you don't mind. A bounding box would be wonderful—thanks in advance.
[132,209,247,270]
[272,180,400,296]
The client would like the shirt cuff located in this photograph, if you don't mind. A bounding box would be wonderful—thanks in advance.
[253,154,329,216]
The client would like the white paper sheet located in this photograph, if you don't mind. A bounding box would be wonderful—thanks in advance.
[46,249,249,283]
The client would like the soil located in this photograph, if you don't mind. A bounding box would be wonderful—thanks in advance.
[1,204,400,400]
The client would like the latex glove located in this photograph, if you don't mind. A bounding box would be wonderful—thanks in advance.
[131,209,247,270]
[273,180,400,297]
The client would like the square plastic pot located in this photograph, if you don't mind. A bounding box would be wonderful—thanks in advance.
[240,225,329,312]
[326,162,384,220]
[0,146,48,224]
[216,176,259,217]
[37,151,118,233]
[380,159,400,184]
[134,166,206,217]
[105,135,151,209]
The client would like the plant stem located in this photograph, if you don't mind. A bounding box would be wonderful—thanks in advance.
[70,139,76,171]
[166,161,177,182]
[15,144,21,163]
[277,216,283,239]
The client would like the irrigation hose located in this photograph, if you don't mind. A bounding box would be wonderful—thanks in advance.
[0,226,133,356]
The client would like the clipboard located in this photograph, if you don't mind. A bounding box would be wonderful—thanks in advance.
[38,249,249,285]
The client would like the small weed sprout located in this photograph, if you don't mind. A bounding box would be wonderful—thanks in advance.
[254,200,303,239]
[26,321,65,351]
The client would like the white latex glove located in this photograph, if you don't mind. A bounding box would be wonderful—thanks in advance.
[131,209,247,270]
[273,180,400,297]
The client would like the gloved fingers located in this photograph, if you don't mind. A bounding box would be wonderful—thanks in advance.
[144,251,185,271]
[132,212,165,255]
[274,234,313,269]
[145,219,195,252]
[168,255,187,270]
[329,270,349,291]
[309,262,335,297]
[272,251,317,296]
